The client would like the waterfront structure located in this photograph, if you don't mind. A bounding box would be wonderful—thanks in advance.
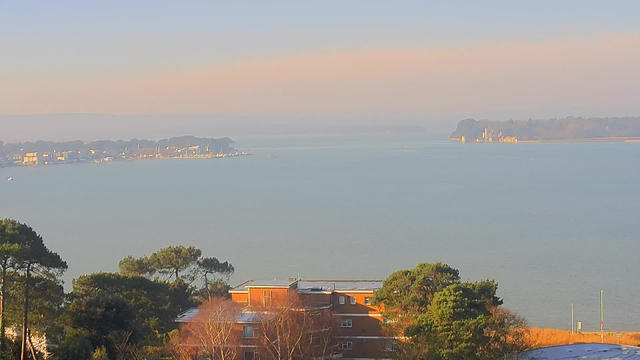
[176,278,391,360]
[499,136,518,143]
[22,152,41,166]
[451,128,518,143]
[1,147,250,168]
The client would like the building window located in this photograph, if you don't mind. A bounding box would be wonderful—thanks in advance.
[244,351,257,360]
[364,297,372,305]
[262,290,272,306]
[339,296,345,305]
[341,341,353,350]
[340,319,353,328]
[350,296,356,305]
[243,325,256,338]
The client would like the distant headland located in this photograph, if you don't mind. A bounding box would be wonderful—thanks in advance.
[0,135,251,168]
[450,116,640,143]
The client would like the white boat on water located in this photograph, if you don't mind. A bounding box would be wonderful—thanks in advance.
[6,177,13,181]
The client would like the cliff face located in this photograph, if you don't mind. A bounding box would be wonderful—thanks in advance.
[450,116,640,141]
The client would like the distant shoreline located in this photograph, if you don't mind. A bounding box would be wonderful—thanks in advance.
[450,117,640,143]
[0,135,244,169]
[519,137,640,143]
[452,136,640,143]
[0,151,252,170]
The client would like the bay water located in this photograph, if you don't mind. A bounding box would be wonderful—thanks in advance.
[1,134,639,331]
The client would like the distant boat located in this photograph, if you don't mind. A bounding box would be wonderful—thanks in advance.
[7,177,13,181]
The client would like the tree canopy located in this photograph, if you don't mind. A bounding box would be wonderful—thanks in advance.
[0,219,68,360]
[62,272,195,359]
[118,246,234,298]
[197,257,234,299]
[375,262,523,360]
[118,255,156,278]
[1,220,533,360]
[0,221,242,360]
[147,246,202,282]
[374,262,461,315]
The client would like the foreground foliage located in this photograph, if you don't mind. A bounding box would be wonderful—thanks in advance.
[5,220,619,360]
[375,262,527,360]
[1,219,235,360]
[56,246,234,360]
[0,219,67,360]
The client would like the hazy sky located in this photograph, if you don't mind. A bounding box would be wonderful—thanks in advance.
[1,1,640,140]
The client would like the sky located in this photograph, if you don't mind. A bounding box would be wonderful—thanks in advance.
[1,1,640,141]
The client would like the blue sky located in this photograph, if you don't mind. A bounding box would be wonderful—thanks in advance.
[3,1,638,69]
[1,1,639,140]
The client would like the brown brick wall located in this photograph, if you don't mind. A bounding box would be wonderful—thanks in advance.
[338,338,388,359]
[225,286,388,360]
[332,293,380,314]
[337,316,384,337]
[248,288,290,307]
[231,292,248,303]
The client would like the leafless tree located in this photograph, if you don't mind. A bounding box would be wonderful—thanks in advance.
[180,298,244,360]
[259,293,338,360]
[306,308,339,360]
[165,330,195,360]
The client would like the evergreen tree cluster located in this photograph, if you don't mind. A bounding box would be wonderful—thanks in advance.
[375,263,528,360]
[0,219,234,360]
[451,116,640,140]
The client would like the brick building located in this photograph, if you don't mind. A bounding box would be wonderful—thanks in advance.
[176,279,392,360]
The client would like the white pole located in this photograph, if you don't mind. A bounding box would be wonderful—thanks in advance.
[571,303,574,335]
[600,290,604,343]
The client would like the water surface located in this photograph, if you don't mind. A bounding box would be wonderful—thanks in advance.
[1,134,639,331]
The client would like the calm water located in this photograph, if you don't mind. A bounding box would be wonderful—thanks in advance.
[1,134,639,331]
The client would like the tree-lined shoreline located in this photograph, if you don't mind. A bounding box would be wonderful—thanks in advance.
[450,116,640,142]
[0,136,241,168]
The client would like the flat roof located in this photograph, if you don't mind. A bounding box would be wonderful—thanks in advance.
[229,279,298,292]
[175,308,273,323]
[230,279,384,293]
[298,280,383,292]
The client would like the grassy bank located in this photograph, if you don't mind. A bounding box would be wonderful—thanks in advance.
[525,328,640,348]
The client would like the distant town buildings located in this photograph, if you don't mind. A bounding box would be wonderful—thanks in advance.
[451,127,518,143]
[22,152,41,166]
[0,135,241,168]
[1,146,251,168]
